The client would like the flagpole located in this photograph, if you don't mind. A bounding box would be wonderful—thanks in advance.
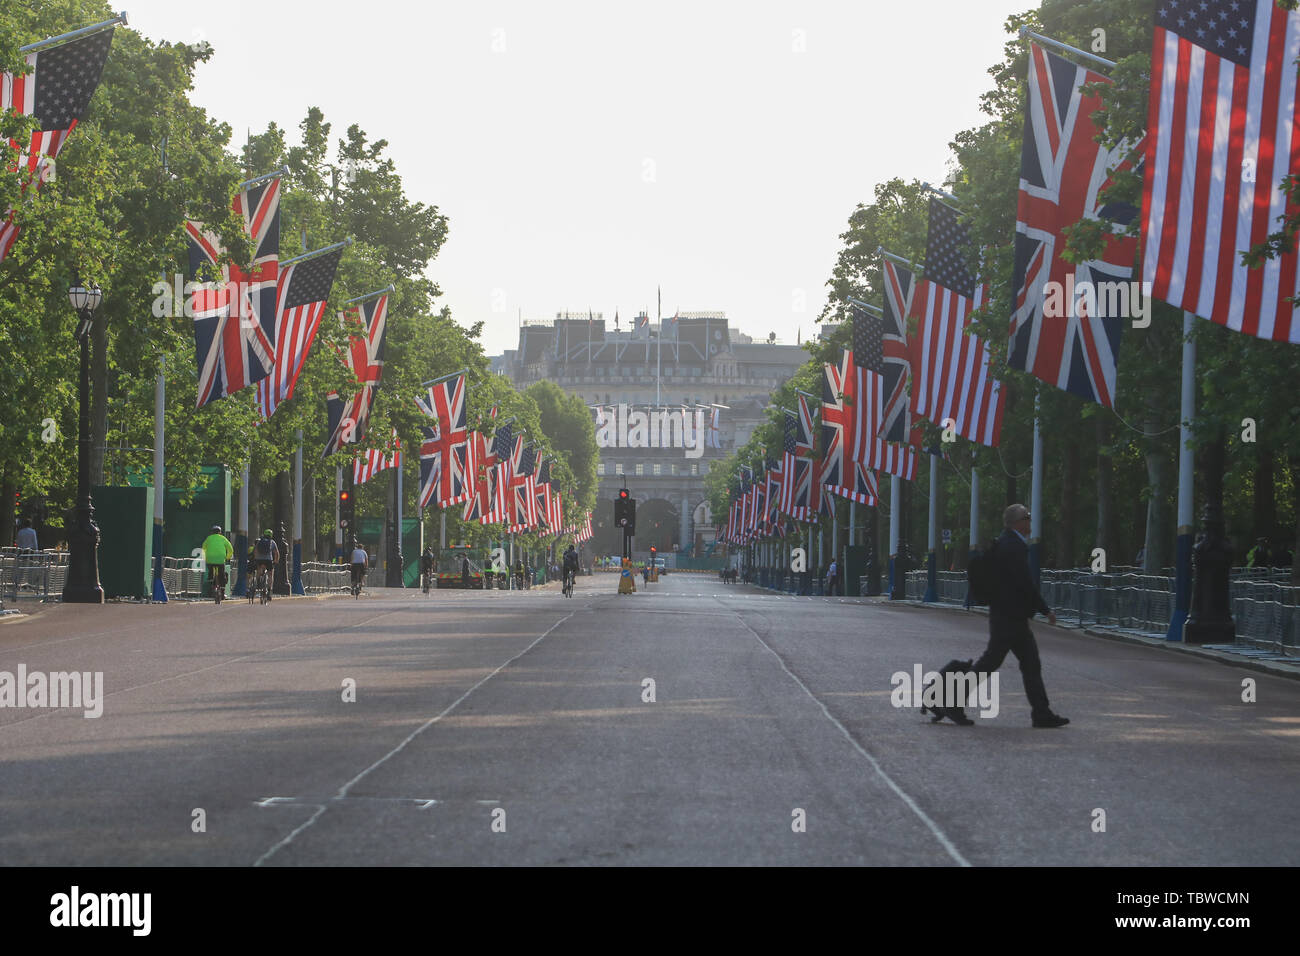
[969,447,980,571]
[151,353,167,602]
[235,462,249,597]
[280,237,352,269]
[924,452,939,603]
[878,247,921,270]
[342,284,394,306]
[419,367,469,388]
[888,474,901,600]
[19,12,128,53]
[293,429,304,594]
[1018,25,1117,71]
[334,467,343,559]
[1168,310,1196,640]
[847,297,883,317]
[235,166,289,193]
[920,182,963,207]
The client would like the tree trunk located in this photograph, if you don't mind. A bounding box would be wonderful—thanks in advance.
[0,472,14,547]
[1143,412,1172,572]
[1254,439,1276,545]
[90,312,108,487]
[1095,416,1113,566]
[1060,434,1079,569]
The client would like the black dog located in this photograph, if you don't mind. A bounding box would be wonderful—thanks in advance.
[919,659,976,726]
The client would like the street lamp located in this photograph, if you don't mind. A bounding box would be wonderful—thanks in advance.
[63,275,105,604]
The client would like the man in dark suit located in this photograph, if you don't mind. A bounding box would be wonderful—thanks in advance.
[975,503,1069,728]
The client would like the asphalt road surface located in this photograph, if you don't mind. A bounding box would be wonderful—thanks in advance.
[1,572,1296,866]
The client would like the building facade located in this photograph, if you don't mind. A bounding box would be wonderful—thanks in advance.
[491,311,807,558]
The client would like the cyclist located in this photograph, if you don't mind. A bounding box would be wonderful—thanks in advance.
[350,539,368,594]
[201,525,233,601]
[562,545,579,596]
[420,546,435,592]
[252,529,279,601]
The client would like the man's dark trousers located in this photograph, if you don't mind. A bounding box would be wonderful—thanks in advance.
[977,614,1051,719]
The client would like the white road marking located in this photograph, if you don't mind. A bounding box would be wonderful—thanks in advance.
[730,610,972,868]
[253,608,577,866]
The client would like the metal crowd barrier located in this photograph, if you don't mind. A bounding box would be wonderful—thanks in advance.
[301,562,352,594]
[161,555,209,599]
[901,566,1300,650]
[0,548,68,604]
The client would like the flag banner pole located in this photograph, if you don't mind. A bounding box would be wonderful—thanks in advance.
[1018,25,1116,71]
[280,237,352,269]
[151,354,168,602]
[234,461,249,597]
[877,246,921,271]
[292,430,304,594]
[19,12,128,53]
[846,297,884,317]
[924,452,939,603]
[920,182,963,207]
[235,166,289,192]
[1168,310,1196,640]
[342,284,394,306]
[419,367,470,388]
[888,474,901,599]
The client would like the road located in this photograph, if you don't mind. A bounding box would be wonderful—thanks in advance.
[1,571,1296,866]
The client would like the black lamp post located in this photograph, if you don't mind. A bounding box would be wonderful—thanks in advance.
[62,276,104,604]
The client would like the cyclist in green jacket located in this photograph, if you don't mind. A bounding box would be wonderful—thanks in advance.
[201,525,234,594]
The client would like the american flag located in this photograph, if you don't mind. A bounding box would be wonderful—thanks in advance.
[1142,0,1300,341]
[779,412,799,518]
[354,432,401,485]
[461,431,494,522]
[848,303,886,462]
[256,246,343,419]
[324,294,388,456]
[0,27,116,262]
[576,511,593,544]
[476,422,514,525]
[909,198,1005,446]
[1011,42,1141,407]
[186,175,281,408]
[825,461,880,507]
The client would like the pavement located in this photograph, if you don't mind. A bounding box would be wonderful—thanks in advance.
[1,572,1297,866]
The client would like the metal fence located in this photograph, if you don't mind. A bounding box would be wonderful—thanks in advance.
[161,555,209,599]
[302,562,351,594]
[902,567,1300,651]
[0,548,69,604]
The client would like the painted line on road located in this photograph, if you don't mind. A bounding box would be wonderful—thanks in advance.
[253,607,577,866]
[730,611,972,868]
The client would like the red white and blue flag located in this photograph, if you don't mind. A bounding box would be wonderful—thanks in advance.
[354,432,401,485]
[1011,41,1142,407]
[324,294,388,456]
[1142,0,1300,342]
[187,175,282,408]
[0,26,116,262]
[909,198,1005,447]
[256,245,344,418]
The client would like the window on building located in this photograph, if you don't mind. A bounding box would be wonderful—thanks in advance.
[597,463,606,476]
[653,463,662,476]
[614,462,624,475]
[691,463,699,476]
[635,463,644,476]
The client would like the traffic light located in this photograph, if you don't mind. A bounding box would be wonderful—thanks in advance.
[614,488,636,535]
[339,489,352,530]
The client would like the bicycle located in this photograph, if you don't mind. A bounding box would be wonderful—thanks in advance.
[210,563,227,605]
[562,568,575,598]
[255,565,271,606]
[350,563,364,599]
[422,569,433,595]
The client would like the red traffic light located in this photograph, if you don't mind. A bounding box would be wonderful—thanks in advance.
[618,488,629,499]
[340,490,351,503]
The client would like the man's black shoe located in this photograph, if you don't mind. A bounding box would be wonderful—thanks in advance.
[1032,713,1069,728]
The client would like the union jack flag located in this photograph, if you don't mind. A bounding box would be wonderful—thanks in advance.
[256,246,344,419]
[909,198,1005,447]
[1143,0,1300,342]
[354,432,401,485]
[461,431,495,523]
[324,294,388,456]
[1011,42,1141,407]
[820,353,855,491]
[795,394,815,455]
[416,373,472,508]
[187,175,282,408]
[509,442,538,533]
[791,456,821,521]
[0,26,116,262]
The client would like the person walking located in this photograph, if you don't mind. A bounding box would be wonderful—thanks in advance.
[974,504,1068,728]
[825,557,839,597]
[15,518,38,590]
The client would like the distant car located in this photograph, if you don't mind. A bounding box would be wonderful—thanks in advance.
[652,557,668,574]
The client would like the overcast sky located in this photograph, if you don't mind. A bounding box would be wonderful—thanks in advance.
[119,0,1035,357]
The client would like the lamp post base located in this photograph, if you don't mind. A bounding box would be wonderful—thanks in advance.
[62,503,103,604]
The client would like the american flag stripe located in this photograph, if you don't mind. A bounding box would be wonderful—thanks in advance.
[1,29,114,263]
[909,279,1005,446]
[354,435,401,485]
[257,247,342,419]
[1142,1,1300,341]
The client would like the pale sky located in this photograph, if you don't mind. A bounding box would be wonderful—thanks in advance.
[118,0,1035,357]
